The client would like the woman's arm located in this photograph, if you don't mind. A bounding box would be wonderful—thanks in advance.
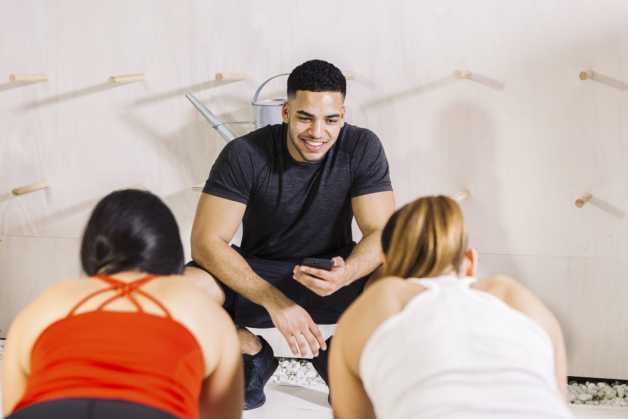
[330,279,408,419]
[329,327,376,419]
[491,275,569,399]
[198,304,243,419]
[2,315,28,415]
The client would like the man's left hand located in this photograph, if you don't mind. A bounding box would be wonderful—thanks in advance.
[293,256,351,297]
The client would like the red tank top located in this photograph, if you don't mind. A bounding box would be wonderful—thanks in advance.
[13,275,205,419]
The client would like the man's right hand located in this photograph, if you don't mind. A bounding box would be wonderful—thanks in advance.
[264,294,327,358]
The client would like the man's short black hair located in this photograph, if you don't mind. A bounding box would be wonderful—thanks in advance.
[287,59,346,98]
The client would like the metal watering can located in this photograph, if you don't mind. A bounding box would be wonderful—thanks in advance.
[185,73,289,142]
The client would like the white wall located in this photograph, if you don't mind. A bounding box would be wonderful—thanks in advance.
[1,0,627,378]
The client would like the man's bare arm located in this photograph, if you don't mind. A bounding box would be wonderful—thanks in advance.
[191,194,326,356]
[345,190,395,283]
[191,194,281,307]
[293,191,395,295]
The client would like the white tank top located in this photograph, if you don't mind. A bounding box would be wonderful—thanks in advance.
[359,275,573,419]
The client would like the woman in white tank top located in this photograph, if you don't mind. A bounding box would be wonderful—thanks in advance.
[329,196,573,419]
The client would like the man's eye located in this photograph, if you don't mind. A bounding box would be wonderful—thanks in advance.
[327,119,339,124]
[299,117,311,122]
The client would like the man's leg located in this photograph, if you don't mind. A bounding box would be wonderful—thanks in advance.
[183,259,279,410]
[184,264,266,354]
[237,328,262,354]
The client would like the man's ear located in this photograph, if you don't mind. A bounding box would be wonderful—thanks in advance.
[282,102,289,123]
[463,247,478,277]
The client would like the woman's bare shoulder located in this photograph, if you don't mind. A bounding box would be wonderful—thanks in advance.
[15,278,86,321]
[335,277,427,368]
[473,274,520,299]
[473,274,554,322]
[155,276,235,337]
[155,276,228,313]
[342,276,427,325]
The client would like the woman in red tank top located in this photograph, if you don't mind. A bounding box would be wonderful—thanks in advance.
[2,190,243,419]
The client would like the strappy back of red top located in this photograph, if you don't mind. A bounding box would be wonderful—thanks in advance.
[13,275,205,419]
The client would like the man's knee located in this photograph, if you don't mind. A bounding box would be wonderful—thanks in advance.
[183,265,226,306]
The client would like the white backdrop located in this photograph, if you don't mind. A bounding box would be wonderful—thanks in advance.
[1,0,627,378]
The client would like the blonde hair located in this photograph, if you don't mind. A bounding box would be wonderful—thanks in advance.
[380,195,467,279]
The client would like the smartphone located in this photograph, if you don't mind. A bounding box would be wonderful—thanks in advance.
[301,257,334,271]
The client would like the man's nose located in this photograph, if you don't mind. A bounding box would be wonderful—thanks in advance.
[308,120,323,138]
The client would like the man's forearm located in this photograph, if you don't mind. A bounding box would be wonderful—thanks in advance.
[344,230,384,285]
[192,239,284,308]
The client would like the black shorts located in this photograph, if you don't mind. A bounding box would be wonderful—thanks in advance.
[186,244,368,328]
[6,398,177,419]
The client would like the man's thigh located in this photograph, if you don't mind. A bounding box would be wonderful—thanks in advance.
[230,254,309,328]
[187,244,370,328]
[186,249,305,328]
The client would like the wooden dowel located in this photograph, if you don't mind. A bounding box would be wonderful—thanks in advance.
[9,74,48,83]
[454,69,472,79]
[191,184,204,191]
[579,70,594,81]
[343,72,355,81]
[453,189,471,202]
[575,193,593,208]
[109,73,144,83]
[12,181,49,196]
[214,72,246,81]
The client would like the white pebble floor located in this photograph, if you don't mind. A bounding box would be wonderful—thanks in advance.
[569,381,628,407]
[271,358,326,389]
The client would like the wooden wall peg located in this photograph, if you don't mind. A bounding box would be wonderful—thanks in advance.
[12,181,49,196]
[575,193,593,208]
[453,189,471,202]
[214,72,246,81]
[9,74,48,83]
[454,69,472,80]
[109,73,144,83]
[579,70,594,81]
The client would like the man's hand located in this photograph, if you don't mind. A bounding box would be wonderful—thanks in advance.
[293,256,351,297]
[264,294,327,357]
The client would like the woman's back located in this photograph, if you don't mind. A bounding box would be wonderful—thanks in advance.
[4,190,242,419]
[359,275,572,419]
[4,273,239,419]
[331,196,571,419]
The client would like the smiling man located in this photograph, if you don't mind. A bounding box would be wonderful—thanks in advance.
[186,59,395,409]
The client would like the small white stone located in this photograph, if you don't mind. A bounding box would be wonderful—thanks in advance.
[577,393,593,402]
[271,358,325,388]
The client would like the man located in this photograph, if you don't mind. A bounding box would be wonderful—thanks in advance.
[186,59,395,409]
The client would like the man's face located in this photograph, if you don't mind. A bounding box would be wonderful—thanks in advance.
[283,90,345,163]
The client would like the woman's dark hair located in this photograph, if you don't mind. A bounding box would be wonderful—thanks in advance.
[80,189,184,276]
[287,59,346,98]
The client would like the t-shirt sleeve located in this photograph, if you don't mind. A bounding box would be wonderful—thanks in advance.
[350,130,393,198]
[202,140,254,205]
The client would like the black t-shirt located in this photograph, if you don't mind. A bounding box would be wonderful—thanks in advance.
[203,123,392,260]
